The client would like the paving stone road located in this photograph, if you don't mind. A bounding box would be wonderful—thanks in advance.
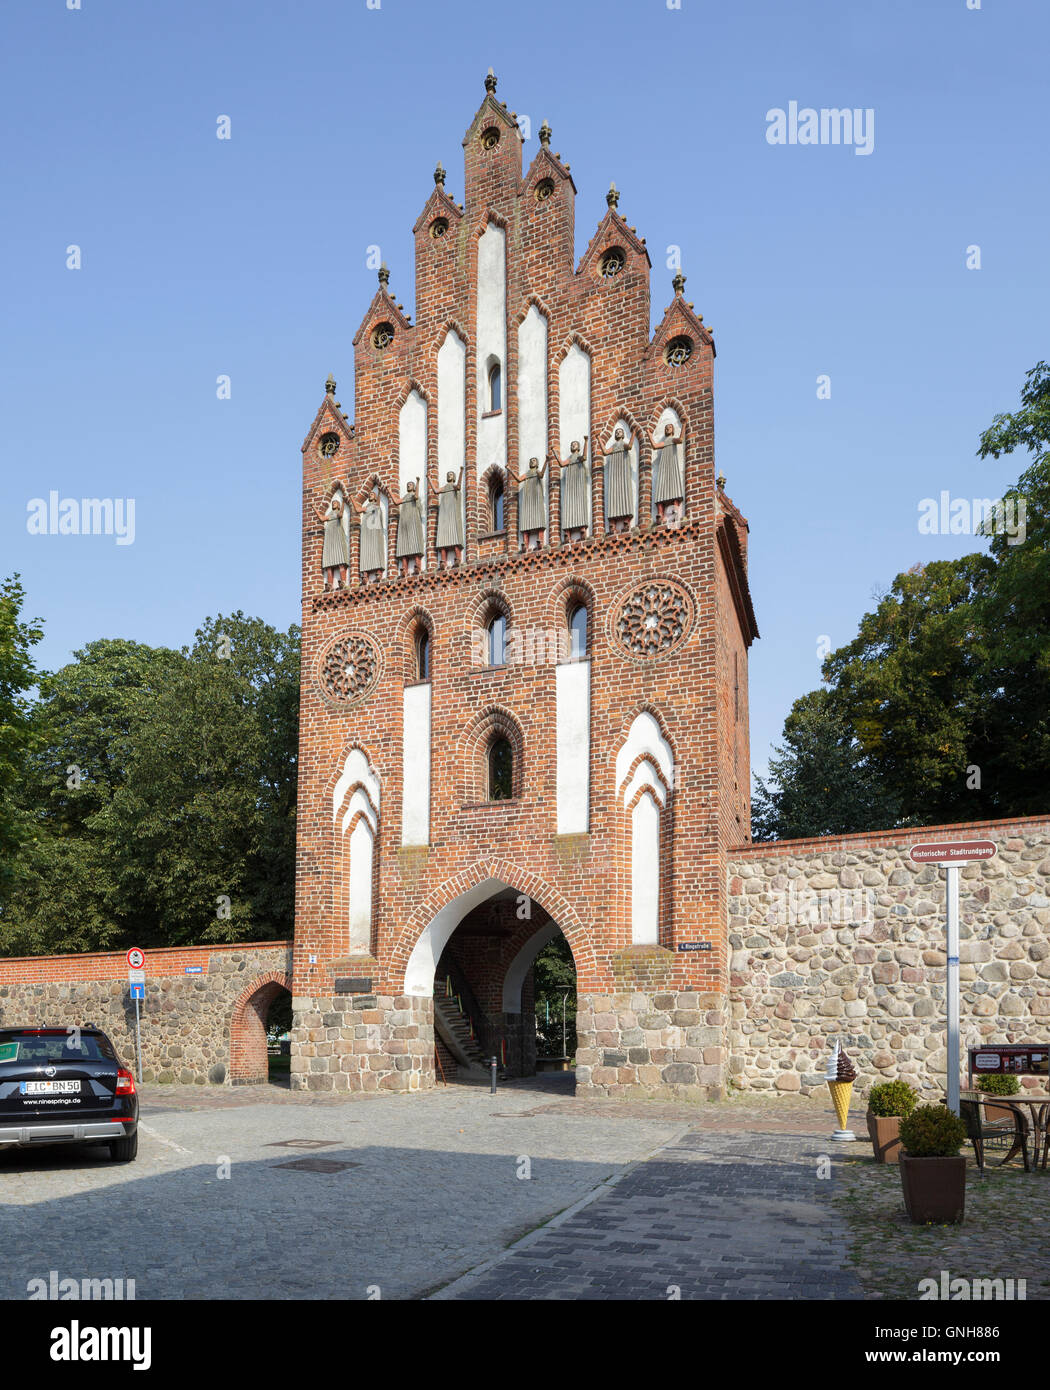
[4,1076,860,1301]
[433,1129,864,1301]
[3,1076,684,1301]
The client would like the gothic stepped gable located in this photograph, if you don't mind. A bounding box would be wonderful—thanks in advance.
[292,71,757,1102]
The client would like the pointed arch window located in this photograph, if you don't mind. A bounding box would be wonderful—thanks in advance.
[415,629,431,681]
[488,361,502,412]
[487,614,507,667]
[568,603,588,661]
[489,475,505,532]
[488,737,513,801]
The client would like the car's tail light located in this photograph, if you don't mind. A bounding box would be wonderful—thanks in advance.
[116,1068,136,1095]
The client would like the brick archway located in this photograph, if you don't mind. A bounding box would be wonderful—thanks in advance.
[228,970,292,1085]
[394,860,592,998]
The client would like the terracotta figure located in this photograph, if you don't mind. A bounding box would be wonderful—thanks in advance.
[314,490,349,591]
[602,425,636,532]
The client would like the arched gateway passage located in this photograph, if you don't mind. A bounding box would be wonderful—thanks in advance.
[403,876,579,1084]
[229,971,292,1085]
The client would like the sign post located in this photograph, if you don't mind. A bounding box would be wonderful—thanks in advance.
[909,840,996,1115]
[126,948,146,1083]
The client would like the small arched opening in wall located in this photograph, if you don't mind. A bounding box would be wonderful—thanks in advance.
[228,971,293,1086]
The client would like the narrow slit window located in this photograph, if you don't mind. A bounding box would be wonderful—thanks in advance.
[569,603,588,660]
[488,362,502,412]
[488,737,513,800]
[416,630,431,681]
[488,614,507,667]
[490,477,505,531]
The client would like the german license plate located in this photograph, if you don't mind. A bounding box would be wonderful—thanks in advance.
[21,1080,80,1095]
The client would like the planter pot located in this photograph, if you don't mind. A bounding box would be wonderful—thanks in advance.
[867,1112,903,1164]
[899,1155,967,1225]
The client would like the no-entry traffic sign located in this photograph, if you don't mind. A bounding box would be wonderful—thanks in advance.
[909,839,997,864]
[126,947,145,970]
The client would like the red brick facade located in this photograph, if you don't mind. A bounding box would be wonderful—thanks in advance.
[291,74,758,1098]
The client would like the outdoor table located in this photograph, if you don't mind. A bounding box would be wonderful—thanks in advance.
[960,1090,1050,1168]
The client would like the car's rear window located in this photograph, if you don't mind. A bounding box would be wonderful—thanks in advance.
[0,1031,116,1064]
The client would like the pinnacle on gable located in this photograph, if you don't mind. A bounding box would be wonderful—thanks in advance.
[539,120,551,148]
[434,160,445,186]
[325,373,336,395]
[485,67,497,95]
[673,270,686,296]
[378,262,390,288]
[606,181,619,209]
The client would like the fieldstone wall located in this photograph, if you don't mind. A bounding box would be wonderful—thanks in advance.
[289,994,434,1092]
[575,988,726,1100]
[0,943,293,1085]
[728,816,1050,1099]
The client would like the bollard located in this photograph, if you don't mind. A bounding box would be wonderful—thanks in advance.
[490,1055,498,1094]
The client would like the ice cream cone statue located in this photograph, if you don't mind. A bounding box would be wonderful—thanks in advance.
[825,1040,857,1141]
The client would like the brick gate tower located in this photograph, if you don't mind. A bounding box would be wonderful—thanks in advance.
[291,72,758,1099]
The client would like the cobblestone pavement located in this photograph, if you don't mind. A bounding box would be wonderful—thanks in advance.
[2,1075,686,1301]
[4,1075,861,1301]
[433,1128,863,1301]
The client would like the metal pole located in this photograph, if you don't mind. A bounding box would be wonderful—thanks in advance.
[562,992,567,1058]
[946,865,960,1115]
[490,1055,498,1094]
[134,995,143,1085]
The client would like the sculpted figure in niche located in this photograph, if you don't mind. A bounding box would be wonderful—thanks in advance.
[650,419,686,525]
[391,477,424,576]
[555,436,589,541]
[350,485,386,584]
[314,489,349,591]
[508,455,548,550]
[602,426,637,533]
[428,464,464,568]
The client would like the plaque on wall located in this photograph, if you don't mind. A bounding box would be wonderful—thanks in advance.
[334,977,373,994]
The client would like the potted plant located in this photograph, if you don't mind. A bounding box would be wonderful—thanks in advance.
[866,1080,919,1164]
[976,1073,1020,1124]
[898,1104,968,1225]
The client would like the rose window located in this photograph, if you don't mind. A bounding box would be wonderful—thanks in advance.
[320,635,380,702]
[599,247,625,278]
[371,322,394,350]
[614,581,692,659]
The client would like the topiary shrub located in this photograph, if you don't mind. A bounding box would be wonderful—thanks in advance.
[898,1104,967,1158]
[867,1080,919,1118]
[976,1074,1021,1096]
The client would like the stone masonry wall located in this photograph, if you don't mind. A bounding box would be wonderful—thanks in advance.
[0,943,293,1085]
[728,815,1050,1100]
[290,994,433,1093]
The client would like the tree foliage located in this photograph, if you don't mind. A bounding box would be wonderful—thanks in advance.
[1,613,299,955]
[0,576,44,899]
[754,363,1050,838]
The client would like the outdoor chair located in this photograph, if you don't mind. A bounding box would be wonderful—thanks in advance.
[960,1097,1030,1172]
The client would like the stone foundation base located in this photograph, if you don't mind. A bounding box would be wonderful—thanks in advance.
[290,994,434,1093]
[575,989,727,1101]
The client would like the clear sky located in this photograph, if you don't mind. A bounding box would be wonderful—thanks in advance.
[1,0,1047,783]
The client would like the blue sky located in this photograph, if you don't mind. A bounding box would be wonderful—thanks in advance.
[1,0,1047,784]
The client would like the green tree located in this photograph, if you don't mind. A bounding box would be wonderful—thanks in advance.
[97,613,299,947]
[1,614,299,955]
[0,576,43,899]
[974,361,1050,811]
[532,935,576,1058]
[754,363,1050,835]
[751,689,903,840]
